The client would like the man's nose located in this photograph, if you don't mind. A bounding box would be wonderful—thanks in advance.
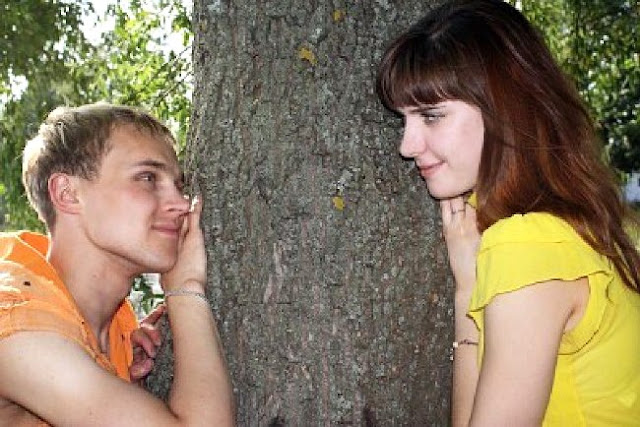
[167,188,191,215]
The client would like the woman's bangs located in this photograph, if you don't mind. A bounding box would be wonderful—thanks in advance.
[378,37,460,111]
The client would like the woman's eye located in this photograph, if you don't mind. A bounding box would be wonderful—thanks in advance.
[420,111,443,123]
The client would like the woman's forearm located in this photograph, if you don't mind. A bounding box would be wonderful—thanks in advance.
[452,290,479,427]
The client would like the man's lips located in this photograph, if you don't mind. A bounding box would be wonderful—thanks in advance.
[417,161,444,179]
[152,225,181,237]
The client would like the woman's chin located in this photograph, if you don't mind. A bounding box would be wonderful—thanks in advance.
[428,189,470,201]
[426,180,475,200]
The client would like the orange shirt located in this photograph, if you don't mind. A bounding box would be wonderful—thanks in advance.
[0,231,139,425]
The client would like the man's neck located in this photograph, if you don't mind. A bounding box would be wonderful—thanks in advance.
[47,229,135,354]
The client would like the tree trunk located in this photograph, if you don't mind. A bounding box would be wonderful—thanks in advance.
[149,1,453,424]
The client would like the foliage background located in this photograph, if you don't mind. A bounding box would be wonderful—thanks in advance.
[508,0,639,174]
[2,0,637,231]
[0,0,193,311]
[0,0,638,310]
[0,0,192,231]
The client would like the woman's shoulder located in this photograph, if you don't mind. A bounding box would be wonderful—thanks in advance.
[481,212,582,248]
[472,212,614,322]
[474,211,610,301]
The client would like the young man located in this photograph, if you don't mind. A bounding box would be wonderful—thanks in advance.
[0,103,234,426]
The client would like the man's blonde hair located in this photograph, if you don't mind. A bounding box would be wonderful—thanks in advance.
[22,102,176,229]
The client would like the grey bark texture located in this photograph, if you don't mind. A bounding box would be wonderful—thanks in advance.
[148,1,454,425]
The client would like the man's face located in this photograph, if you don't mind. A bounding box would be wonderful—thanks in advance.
[76,124,190,275]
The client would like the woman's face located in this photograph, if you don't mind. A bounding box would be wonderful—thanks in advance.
[398,100,484,199]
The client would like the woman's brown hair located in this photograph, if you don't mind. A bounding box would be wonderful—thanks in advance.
[377,0,640,291]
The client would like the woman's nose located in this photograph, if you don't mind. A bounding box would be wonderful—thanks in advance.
[399,123,426,159]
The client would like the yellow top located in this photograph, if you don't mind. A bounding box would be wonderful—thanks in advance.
[468,212,640,426]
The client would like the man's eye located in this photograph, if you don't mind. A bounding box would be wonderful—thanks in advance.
[139,172,156,182]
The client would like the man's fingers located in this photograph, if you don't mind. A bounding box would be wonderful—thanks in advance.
[141,323,162,348]
[176,196,198,246]
[188,195,202,235]
[132,345,145,363]
[131,328,160,357]
[190,194,202,216]
[130,357,154,381]
[141,303,165,326]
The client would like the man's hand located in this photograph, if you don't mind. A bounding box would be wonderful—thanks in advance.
[129,304,165,383]
[161,196,206,293]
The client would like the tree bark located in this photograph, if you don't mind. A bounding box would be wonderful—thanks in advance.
[149,1,453,425]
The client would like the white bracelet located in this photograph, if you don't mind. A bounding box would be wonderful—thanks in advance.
[164,289,208,303]
[450,338,478,361]
[452,338,478,349]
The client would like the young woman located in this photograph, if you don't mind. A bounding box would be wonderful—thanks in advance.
[377,0,640,425]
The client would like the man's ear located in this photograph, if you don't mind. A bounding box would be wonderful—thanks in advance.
[48,173,81,215]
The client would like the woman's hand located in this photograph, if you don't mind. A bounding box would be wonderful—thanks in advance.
[443,196,482,427]
[440,196,480,295]
[161,196,207,293]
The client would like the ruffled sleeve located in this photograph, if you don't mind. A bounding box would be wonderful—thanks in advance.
[469,212,614,354]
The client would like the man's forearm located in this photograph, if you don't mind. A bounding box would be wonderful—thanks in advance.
[166,291,235,426]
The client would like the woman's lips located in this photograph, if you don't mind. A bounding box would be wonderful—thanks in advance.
[418,162,444,179]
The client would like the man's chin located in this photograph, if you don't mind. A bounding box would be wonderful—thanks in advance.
[145,256,178,275]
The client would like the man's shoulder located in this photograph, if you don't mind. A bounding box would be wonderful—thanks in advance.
[0,231,49,262]
[0,260,70,309]
[0,258,88,357]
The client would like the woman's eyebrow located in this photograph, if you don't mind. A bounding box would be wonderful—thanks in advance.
[407,104,442,113]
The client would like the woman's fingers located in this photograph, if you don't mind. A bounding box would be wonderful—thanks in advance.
[441,198,452,224]
[439,195,480,292]
[441,196,467,226]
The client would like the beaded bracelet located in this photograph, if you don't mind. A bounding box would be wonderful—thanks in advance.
[164,289,208,304]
